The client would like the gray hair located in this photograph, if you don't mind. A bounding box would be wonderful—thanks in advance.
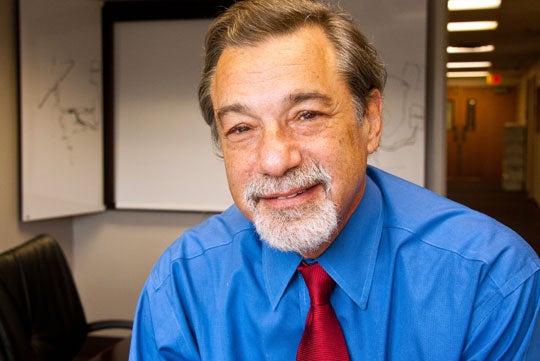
[198,0,387,156]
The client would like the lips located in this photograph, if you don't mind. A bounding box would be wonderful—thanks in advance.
[242,160,333,211]
[259,185,319,203]
[276,189,306,200]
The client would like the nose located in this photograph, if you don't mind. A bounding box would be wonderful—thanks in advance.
[257,126,301,177]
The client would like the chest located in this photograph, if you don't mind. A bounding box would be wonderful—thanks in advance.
[186,266,474,361]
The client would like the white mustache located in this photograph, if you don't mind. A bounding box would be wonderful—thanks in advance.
[243,161,332,208]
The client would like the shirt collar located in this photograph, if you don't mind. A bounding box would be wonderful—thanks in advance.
[263,243,302,310]
[262,173,383,310]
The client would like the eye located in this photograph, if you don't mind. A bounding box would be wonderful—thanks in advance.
[225,124,252,138]
[298,111,321,121]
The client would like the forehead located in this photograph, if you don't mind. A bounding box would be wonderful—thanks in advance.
[211,26,341,106]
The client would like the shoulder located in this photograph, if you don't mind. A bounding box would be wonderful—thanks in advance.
[146,205,257,290]
[367,165,528,248]
[367,166,465,226]
[367,166,540,294]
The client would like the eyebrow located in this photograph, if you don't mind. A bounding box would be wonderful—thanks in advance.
[215,91,333,122]
[288,91,333,106]
[216,103,249,122]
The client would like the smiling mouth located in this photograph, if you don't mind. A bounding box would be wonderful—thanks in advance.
[259,184,321,204]
[243,161,333,211]
[276,189,306,200]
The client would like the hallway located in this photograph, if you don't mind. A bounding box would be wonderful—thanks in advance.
[446,180,540,254]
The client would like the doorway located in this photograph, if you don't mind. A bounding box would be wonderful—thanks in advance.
[446,86,518,182]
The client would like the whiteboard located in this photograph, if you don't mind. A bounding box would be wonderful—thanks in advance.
[19,0,105,221]
[113,20,233,211]
[111,0,426,212]
[343,0,426,184]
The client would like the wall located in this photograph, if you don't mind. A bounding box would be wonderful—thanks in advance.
[446,86,518,181]
[425,0,448,195]
[0,0,73,257]
[73,211,211,321]
[446,72,539,203]
[524,61,540,204]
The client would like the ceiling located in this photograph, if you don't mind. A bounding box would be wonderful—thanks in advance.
[447,0,540,78]
[104,0,540,79]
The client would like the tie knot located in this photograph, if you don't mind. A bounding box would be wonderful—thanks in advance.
[298,262,336,306]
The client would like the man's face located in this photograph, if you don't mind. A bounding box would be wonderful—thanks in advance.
[211,25,382,257]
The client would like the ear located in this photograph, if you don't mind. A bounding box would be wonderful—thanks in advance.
[364,89,383,154]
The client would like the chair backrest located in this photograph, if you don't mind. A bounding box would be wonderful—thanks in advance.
[0,234,88,361]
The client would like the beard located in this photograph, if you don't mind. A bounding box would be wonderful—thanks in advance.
[242,160,338,255]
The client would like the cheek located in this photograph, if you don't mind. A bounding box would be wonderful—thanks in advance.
[223,153,255,214]
[322,127,366,167]
[224,156,245,193]
[323,130,368,195]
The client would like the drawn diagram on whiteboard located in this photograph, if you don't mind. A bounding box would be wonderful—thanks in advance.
[38,58,100,164]
[379,62,424,152]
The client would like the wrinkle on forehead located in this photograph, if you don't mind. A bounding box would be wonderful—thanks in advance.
[211,27,343,124]
[212,25,339,95]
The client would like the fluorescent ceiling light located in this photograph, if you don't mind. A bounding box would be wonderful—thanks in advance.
[447,21,498,32]
[448,0,501,11]
[447,45,495,53]
[447,61,492,69]
[447,71,490,78]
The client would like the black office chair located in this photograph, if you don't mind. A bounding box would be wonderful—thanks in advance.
[0,234,132,361]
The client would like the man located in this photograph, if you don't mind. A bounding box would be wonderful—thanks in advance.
[130,0,540,359]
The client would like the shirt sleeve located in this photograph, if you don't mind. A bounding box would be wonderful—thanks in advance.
[129,277,201,361]
[462,271,540,360]
[129,289,161,361]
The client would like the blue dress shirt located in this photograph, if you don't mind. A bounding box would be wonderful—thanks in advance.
[129,166,540,360]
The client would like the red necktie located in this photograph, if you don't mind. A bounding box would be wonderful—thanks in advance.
[296,261,350,361]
